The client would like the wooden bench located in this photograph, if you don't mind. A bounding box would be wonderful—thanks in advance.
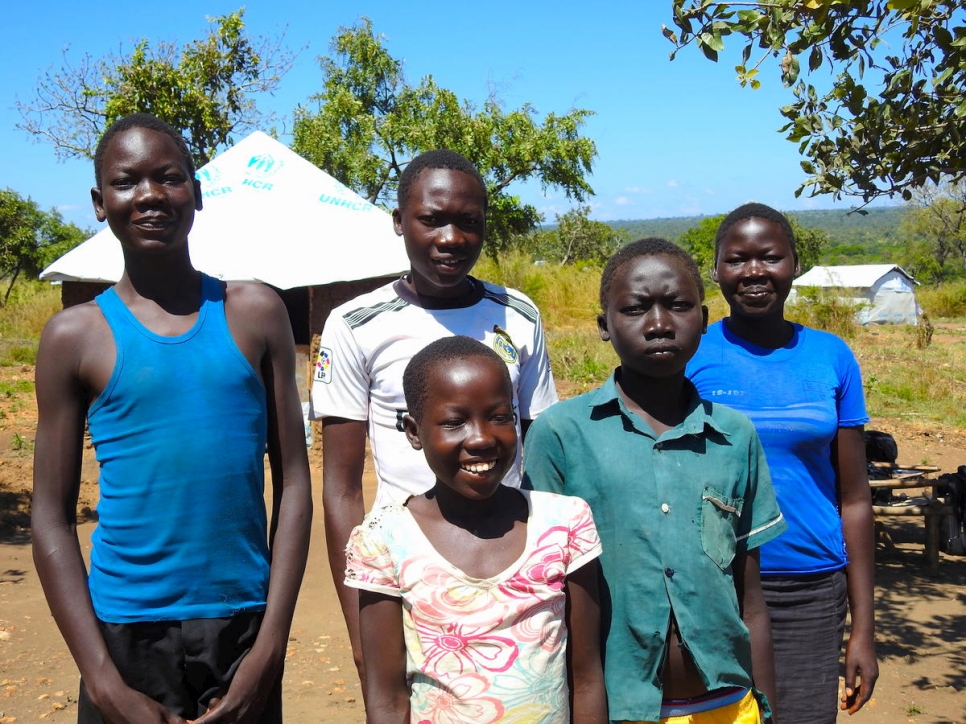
[872,497,953,571]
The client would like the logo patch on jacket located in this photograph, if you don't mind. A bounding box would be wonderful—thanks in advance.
[314,347,333,384]
[492,326,518,364]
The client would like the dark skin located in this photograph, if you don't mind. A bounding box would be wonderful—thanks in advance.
[30,127,312,724]
[322,167,535,688]
[598,253,778,712]
[714,217,878,714]
[359,356,606,723]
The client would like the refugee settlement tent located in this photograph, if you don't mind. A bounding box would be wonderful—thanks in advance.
[41,130,410,361]
[790,264,921,325]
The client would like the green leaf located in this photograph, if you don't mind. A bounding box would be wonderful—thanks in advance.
[809,45,823,72]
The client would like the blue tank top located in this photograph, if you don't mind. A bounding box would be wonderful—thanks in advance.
[88,274,271,623]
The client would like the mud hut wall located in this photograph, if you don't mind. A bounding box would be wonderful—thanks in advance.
[62,281,112,308]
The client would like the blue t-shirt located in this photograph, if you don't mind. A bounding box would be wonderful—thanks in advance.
[687,321,869,575]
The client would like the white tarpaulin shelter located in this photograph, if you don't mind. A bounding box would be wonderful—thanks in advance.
[790,264,921,325]
[40,131,409,290]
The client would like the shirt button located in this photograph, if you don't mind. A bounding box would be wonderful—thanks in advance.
[661,503,670,514]
[665,568,675,578]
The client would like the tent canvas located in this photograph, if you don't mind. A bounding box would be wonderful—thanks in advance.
[790,264,921,325]
[40,131,409,290]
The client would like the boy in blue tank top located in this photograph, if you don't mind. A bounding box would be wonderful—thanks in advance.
[31,114,312,723]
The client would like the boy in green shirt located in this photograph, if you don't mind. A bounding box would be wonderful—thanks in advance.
[524,238,786,723]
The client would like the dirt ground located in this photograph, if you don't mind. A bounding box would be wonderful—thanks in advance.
[1,365,965,723]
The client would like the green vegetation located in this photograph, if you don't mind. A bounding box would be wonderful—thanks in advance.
[611,207,904,267]
[483,255,966,426]
[11,432,34,453]
[0,281,61,366]
[16,9,294,166]
[2,263,964,428]
[292,18,595,251]
[666,2,966,205]
[787,288,860,340]
[917,280,966,318]
[0,190,88,303]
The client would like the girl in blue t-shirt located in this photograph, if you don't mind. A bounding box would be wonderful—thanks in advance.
[687,203,878,724]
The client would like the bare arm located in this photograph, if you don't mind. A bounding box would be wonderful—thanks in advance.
[198,285,313,723]
[359,591,409,723]
[566,560,607,723]
[833,426,878,715]
[31,311,186,724]
[735,548,777,722]
[322,417,369,685]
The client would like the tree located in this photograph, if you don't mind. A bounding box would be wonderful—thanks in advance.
[521,206,627,266]
[0,190,87,303]
[678,215,725,279]
[665,1,966,204]
[899,181,966,282]
[292,19,597,252]
[16,10,295,166]
[678,212,828,279]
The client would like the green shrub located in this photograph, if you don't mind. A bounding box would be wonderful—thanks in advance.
[786,287,859,339]
[916,280,966,318]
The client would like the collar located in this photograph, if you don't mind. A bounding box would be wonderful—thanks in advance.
[586,371,728,441]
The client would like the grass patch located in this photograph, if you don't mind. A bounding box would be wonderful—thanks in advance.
[483,254,966,426]
[11,432,33,453]
[0,379,34,397]
[855,324,966,427]
[0,280,60,366]
[787,287,860,340]
[917,279,966,318]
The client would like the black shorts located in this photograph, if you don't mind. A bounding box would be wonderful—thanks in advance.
[77,612,283,723]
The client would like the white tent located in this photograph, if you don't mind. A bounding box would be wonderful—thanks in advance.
[41,131,409,290]
[790,264,921,325]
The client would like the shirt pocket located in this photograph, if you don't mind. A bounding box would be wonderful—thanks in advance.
[700,486,744,570]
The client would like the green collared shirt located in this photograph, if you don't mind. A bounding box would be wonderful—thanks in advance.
[523,374,786,723]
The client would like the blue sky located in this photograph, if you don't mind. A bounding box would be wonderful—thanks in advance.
[3,1,890,232]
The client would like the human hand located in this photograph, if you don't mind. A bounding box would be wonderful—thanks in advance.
[93,682,188,724]
[840,632,878,714]
[191,647,280,724]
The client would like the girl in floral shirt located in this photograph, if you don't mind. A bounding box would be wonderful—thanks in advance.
[345,336,605,723]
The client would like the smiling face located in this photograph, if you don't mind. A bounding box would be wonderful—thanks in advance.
[598,253,708,379]
[713,216,800,321]
[404,355,517,502]
[91,126,201,255]
[392,168,486,299]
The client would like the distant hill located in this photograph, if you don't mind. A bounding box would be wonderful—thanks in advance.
[606,206,906,264]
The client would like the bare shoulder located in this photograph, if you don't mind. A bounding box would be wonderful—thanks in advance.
[222,282,293,364]
[224,281,286,316]
[36,300,113,399]
[39,301,110,358]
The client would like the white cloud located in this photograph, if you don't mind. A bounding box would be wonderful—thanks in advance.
[666,180,679,188]
[623,186,652,194]
[614,196,632,206]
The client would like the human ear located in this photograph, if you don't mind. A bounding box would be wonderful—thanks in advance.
[402,414,422,450]
[392,208,404,237]
[91,188,106,222]
[701,305,709,333]
[710,267,719,283]
[597,313,610,342]
[193,178,203,212]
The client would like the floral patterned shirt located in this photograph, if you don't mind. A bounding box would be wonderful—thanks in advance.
[345,489,601,723]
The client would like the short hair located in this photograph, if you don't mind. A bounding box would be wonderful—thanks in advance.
[94,113,196,188]
[396,149,487,209]
[714,202,796,262]
[599,238,705,311]
[403,336,511,421]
